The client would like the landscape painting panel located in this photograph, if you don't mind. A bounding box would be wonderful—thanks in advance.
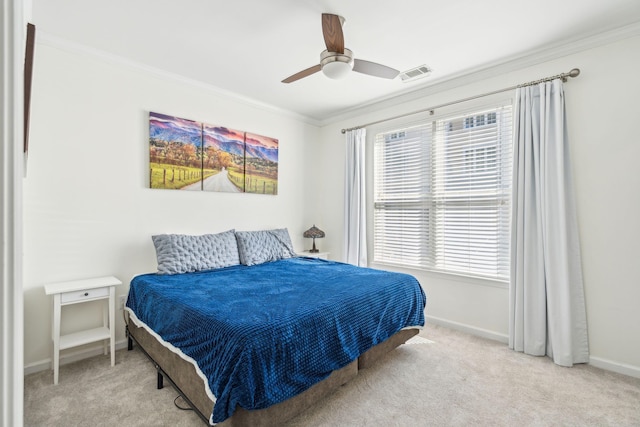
[244,132,279,195]
[149,112,204,190]
[202,125,246,193]
[149,111,278,195]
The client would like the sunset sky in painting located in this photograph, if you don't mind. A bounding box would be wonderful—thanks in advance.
[149,112,201,145]
[246,132,278,149]
[203,126,278,149]
[203,126,245,146]
[150,112,278,163]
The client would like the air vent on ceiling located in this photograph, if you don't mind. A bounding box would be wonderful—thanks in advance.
[399,65,432,82]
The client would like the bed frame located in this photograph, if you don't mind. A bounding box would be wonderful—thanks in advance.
[125,313,418,426]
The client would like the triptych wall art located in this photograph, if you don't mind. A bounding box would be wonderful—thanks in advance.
[149,112,279,195]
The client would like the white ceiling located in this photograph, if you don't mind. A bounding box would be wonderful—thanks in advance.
[32,0,640,122]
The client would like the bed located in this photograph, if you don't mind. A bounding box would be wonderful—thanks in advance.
[124,229,426,425]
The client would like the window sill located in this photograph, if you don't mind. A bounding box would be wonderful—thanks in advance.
[369,261,509,289]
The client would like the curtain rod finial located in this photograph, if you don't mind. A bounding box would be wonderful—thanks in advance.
[569,68,580,78]
[341,129,346,134]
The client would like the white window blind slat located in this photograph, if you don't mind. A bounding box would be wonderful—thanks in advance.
[373,105,513,281]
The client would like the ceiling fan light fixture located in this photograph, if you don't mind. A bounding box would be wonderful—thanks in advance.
[322,61,352,79]
[320,49,354,80]
[281,15,398,84]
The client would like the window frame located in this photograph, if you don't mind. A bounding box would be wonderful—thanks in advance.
[368,97,514,285]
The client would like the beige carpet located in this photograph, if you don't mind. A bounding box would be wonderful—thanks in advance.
[24,324,640,426]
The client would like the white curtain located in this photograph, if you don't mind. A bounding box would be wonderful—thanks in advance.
[509,79,589,367]
[344,128,368,266]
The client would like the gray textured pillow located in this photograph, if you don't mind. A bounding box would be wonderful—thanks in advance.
[235,228,296,266]
[152,230,240,274]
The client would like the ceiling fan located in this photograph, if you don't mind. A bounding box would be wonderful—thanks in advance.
[282,13,399,83]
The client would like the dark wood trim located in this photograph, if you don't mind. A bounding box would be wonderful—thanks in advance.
[24,23,36,153]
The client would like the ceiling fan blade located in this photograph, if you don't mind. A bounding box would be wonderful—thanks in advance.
[281,64,322,83]
[322,13,344,54]
[353,59,399,79]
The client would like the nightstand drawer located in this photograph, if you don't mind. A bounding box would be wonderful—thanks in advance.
[61,286,109,304]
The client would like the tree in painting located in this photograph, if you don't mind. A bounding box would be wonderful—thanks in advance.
[202,125,246,193]
[149,112,206,190]
[244,132,279,195]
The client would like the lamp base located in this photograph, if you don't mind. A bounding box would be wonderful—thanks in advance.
[308,249,319,253]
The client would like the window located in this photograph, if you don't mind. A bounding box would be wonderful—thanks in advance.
[373,103,513,281]
[464,117,474,128]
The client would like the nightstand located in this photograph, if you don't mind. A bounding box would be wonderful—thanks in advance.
[44,276,122,384]
[298,251,330,260]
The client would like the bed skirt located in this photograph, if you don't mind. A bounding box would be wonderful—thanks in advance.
[126,312,418,425]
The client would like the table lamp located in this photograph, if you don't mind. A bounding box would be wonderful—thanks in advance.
[303,225,325,253]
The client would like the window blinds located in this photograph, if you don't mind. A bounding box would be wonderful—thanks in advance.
[374,104,513,281]
[374,124,432,268]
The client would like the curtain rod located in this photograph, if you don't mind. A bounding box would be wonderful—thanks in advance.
[340,68,580,134]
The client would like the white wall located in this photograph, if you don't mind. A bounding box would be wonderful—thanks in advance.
[23,43,320,370]
[316,35,640,373]
[24,32,640,377]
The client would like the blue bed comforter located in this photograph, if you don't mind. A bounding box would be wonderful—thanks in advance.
[126,257,426,423]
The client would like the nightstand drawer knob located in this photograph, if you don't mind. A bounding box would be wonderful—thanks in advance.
[84,292,89,296]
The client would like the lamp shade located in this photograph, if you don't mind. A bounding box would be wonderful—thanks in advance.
[303,225,325,239]
[303,225,325,253]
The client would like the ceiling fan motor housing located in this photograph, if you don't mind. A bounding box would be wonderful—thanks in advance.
[320,48,354,79]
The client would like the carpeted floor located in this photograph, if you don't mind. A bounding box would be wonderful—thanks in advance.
[24,324,640,426]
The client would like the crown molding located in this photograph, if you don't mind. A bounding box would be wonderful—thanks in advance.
[34,20,640,129]
[36,31,323,127]
[320,20,640,126]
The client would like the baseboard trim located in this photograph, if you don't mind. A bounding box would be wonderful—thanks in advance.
[589,356,640,379]
[425,316,640,379]
[425,315,509,344]
[24,339,129,376]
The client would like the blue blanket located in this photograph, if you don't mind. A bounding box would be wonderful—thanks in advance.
[126,257,426,423]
